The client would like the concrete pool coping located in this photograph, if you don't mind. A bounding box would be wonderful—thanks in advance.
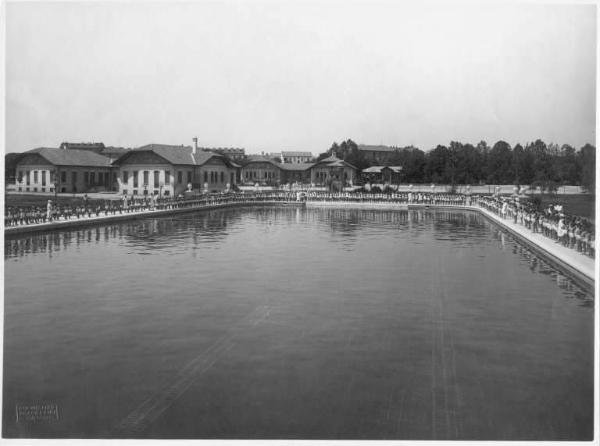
[306,201,595,291]
[4,199,595,292]
[3,201,304,237]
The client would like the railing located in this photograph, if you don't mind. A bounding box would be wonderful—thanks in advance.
[4,192,595,259]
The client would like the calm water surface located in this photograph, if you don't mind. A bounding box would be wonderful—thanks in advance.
[3,207,594,439]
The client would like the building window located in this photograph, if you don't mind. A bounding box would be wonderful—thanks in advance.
[143,189,148,195]
[164,190,170,196]
[123,171,128,184]
[230,172,234,184]
[104,172,109,186]
[220,171,224,183]
[154,190,159,195]
[154,171,159,188]
[178,171,183,184]
[204,171,208,183]
[133,189,138,195]
[90,172,95,185]
[61,171,67,183]
[165,171,170,185]
[84,172,89,184]
[41,188,45,192]
[187,171,192,184]
[72,172,77,188]
[41,171,46,186]
[26,171,30,185]
[33,187,38,192]
[143,171,149,186]
[133,171,138,187]
[34,171,38,183]
[123,189,128,195]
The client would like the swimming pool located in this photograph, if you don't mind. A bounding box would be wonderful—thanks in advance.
[3,207,594,439]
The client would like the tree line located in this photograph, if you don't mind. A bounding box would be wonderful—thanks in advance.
[319,139,596,192]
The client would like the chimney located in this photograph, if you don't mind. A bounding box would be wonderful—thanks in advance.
[193,137,198,155]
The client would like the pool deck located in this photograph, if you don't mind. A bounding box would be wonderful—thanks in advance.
[4,199,595,290]
[3,200,304,237]
[406,203,595,291]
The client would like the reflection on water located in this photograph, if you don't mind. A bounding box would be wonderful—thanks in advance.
[3,207,594,440]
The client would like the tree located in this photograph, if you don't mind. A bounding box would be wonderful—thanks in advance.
[476,140,490,182]
[487,140,512,184]
[425,145,450,183]
[556,144,579,185]
[578,143,596,193]
[528,139,557,192]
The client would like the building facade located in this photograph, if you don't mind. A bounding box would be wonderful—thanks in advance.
[14,148,114,193]
[361,166,403,184]
[357,145,399,164]
[280,151,313,164]
[279,163,313,184]
[309,155,357,187]
[240,157,282,185]
[113,144,237,196]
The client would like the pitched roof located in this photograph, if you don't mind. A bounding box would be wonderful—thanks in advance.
[363,165,403,173]
[115,144,234,167]
[358,144,398,152]
[102,146,129,156]
[363,166,385,173]
[22,147,111,167]
[315,155,358,170]
[278,162,314,171]
[244,155,280,166]
[318,154,342,163]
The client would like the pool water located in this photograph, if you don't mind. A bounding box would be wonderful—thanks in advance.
[3,207,594,439]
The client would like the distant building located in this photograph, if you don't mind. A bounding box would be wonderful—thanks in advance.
[60,141,130,162]
[361,166,403,184]
[279,163,313,184]
[60,142,106,152]
[205,147,246,161]
[113,143,238,196]
[240,155,282,186]
[278,151,313,164]
[14,147,114,193]
[357,144,399,164]
[310,155,357,186]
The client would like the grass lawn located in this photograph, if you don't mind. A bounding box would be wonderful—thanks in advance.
[536,194,595,220]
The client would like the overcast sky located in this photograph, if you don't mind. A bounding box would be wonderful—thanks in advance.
[5,1,597,154]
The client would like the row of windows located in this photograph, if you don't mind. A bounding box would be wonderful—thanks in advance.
[18,170,111,186]
[122,170,192,188]
[244,170,277,179]
[122,189,171,196]
[121,170,234,188]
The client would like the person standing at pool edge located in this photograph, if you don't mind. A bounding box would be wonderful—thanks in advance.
[46,200,53,222]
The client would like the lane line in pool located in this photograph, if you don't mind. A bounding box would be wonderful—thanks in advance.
[112,304,272,436]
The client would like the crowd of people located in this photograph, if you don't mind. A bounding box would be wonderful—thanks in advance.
[4,191,595,258]
[478,195,594,257]
[304,191,472,205]
[4,192,300,227]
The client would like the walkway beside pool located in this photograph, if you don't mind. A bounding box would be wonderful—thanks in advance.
[306,200,595,287]
[476,206,595,285]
